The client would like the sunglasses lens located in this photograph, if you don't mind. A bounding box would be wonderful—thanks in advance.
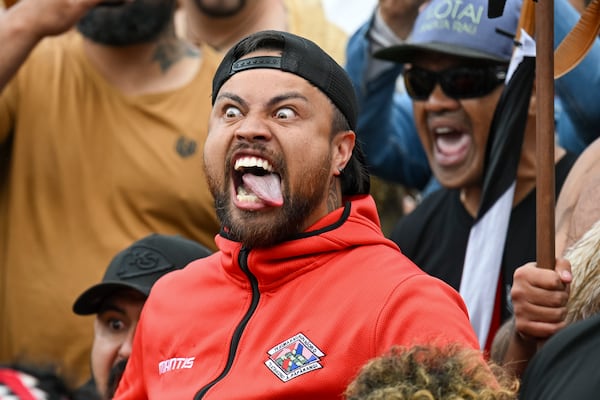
[443,68,489,99]
[404,68,436,100]
[404,66,506,100]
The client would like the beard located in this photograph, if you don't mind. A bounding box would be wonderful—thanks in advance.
[77,0,176,46]
[106,359,128,398]
[206,147,332,248]
[193,0,246,18]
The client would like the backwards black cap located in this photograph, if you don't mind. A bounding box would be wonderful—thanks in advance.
[73,233,212,315]
[211,30,369,195]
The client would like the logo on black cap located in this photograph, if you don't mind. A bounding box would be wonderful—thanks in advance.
[117,247,173,279]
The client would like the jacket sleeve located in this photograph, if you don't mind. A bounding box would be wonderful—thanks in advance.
[345,18,431,190]
[375,273,481,353]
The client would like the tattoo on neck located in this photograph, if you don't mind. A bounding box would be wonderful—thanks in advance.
[327,179,340,212]
[152,38,199,72]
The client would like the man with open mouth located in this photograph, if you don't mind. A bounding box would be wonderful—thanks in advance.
[372,0,577,353]
[113,30,483,399]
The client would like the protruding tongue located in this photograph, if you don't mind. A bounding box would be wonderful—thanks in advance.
[242,173,284,206]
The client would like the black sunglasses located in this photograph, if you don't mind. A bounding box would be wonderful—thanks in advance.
[404,65,507,101]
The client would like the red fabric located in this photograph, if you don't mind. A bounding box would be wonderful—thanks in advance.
[0,369,37,400]
[115,196,480,399]
[484,275,503,354]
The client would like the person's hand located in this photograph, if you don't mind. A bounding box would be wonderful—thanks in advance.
[9,0,105,39]
[378,0,429,39]
[511,258,572,341]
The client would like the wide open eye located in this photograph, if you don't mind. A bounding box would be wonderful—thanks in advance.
[225,106,242,119]
[97,310,128,335]
[108,318,126,332]
[273,107,296,120]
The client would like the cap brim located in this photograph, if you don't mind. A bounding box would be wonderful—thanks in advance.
[72,282,149,315]
[374,42,508,64]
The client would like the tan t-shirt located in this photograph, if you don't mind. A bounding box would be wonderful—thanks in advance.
[284,0,347,63]
[0,31,221,384]
[177,0,348,63]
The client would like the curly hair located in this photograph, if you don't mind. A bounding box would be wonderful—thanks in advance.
[345,344,519,400]
[565,219,600,324]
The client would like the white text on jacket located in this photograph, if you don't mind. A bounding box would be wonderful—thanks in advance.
[158,357,195,375]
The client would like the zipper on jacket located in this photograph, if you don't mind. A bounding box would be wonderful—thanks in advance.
[194,247,260,399]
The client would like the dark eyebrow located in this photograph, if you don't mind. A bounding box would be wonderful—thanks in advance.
[97,303,126,316]
[215,91,309,109]
[266,92,309,108]
[215,92,247,108]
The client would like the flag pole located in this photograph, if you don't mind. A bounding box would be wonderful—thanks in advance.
[535,0,556,269]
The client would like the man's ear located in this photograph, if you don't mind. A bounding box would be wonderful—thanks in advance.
[332,130,355,176]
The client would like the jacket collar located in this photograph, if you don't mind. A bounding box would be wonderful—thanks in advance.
[215,195,399,290]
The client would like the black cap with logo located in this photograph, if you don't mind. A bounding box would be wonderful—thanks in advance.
[73,233,212,315]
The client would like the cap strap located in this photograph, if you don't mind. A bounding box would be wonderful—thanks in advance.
[231,56,282,75]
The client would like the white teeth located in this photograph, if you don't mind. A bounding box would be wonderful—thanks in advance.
[236,186,260,202]
[234,156,274,172]
[433,126,453,135]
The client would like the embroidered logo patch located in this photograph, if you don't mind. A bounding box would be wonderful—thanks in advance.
[264,333,325,382]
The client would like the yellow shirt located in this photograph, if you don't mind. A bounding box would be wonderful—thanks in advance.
[0,31,221,384]
[284,0,347,63]
[177,0,348,63]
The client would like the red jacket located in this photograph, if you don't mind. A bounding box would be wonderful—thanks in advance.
[115,196,479,399]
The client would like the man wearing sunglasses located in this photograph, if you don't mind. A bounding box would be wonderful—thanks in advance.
[354,0,579,352]
[345,0,600,192]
